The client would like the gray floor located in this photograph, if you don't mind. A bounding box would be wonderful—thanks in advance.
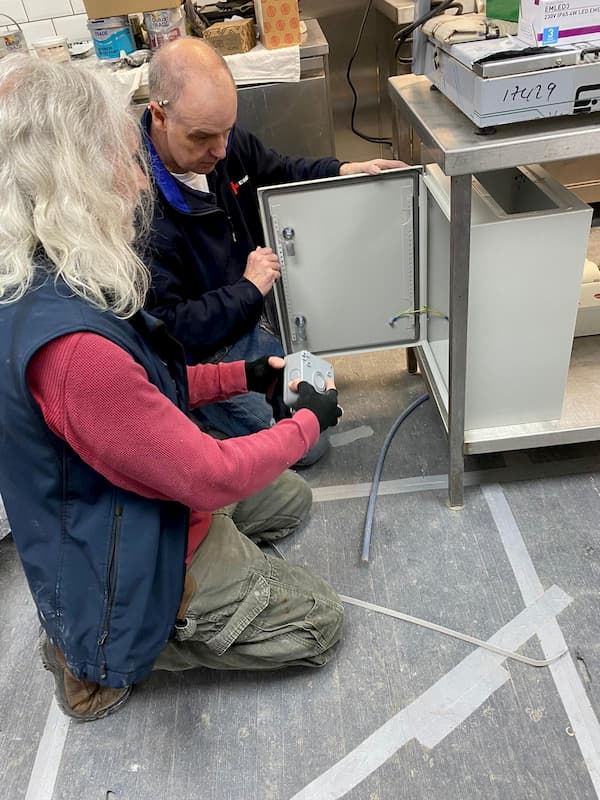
[2,346,600,800]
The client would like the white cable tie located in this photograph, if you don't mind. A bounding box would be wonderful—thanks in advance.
[338,593,567,668]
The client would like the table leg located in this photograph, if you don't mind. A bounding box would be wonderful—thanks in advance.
[448,174,472,508]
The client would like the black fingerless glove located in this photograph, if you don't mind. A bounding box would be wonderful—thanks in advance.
[294,381,342,432]
[244,356,281,397]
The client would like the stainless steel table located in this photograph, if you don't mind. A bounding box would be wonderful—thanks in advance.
[389,73,600,507]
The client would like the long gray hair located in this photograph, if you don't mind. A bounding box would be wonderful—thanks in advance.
[0,55,152,318]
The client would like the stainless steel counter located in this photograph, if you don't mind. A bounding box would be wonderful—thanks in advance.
[389,73,600,506]
[236,18,335,157]
[374,0,416,25]
[298,17,329,59]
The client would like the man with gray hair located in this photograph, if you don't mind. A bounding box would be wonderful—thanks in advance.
[143,38,404,455]
[0,54,343,721]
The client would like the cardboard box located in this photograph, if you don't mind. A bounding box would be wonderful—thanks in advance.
[255,0,301,50]
[518,0,600,46]
[83,0,171,20]
[203,18,255,56]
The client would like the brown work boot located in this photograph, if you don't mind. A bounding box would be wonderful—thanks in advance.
[39,631,132,722]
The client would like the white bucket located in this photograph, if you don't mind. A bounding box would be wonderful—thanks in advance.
[143,7,186,50]
[32,36,70,63]
[88,16,135,61]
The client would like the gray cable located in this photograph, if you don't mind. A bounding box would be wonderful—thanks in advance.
[361,393,430,563]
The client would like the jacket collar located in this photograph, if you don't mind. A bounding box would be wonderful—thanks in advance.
[142,108,192,214]
[142,108,228,216]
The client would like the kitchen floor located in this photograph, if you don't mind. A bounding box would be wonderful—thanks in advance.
[2,332,600,800]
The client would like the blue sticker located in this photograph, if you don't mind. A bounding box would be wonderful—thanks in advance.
[542,26,559,44]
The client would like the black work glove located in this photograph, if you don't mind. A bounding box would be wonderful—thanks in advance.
[245,356,282,397]
[293,381,342,433]
[245,356,290,421]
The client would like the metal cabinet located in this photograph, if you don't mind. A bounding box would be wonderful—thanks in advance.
[388,73,600,506]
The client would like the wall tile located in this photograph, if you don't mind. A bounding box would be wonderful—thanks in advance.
[70,0,86,13]
[19,18,56,46]
[23,0,72,21]
[0,0,26,25]
[53,13,89,41]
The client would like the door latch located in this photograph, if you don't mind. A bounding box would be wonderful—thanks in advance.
[294,314,307,342]
[282,226,295,257]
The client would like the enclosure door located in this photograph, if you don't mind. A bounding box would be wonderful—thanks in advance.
[258,168,425,356]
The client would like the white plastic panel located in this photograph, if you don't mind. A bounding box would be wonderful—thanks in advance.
[259,168,423,356]
[423,162,593,430]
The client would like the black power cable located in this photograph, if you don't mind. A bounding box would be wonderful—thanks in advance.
[393,0,463,63]
[346,0,393,147]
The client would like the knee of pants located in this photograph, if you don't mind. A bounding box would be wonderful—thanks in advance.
[249,560,344,664]
[278,471,312,526]
[285,592,344,668]
[312,597,344,659]
[293,476,313,525]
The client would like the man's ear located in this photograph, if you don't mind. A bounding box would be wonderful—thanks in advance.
[148,101,168,132]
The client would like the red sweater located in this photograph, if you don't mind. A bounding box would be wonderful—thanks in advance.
[27,332,319,564]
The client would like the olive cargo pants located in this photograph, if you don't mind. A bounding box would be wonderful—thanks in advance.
[154,470,344,672]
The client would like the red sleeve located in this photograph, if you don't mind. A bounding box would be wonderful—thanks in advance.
[186,359,249,408]
[27,332,320,512]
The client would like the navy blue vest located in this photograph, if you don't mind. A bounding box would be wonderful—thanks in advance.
[0,276,189,686]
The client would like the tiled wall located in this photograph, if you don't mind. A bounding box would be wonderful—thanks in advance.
[0,0,91,47]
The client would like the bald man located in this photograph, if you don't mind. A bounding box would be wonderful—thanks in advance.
[143,38,403,451]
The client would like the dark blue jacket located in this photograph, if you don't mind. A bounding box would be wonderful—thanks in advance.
[0,276,189,687]
[142,110,341,362]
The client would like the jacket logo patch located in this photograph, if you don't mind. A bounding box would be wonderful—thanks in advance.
[229,175,249,196]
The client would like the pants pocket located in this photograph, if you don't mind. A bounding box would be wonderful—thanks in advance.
[203,573,271,656]
[248,579,343,657]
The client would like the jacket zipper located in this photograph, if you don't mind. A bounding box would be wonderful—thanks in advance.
[227,214,238,243]
[98,502,123,680]
[160,357,182,406]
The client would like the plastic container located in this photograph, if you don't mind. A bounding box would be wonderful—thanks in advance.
[88,16,135,61]
[0,13,27,58]
[143,7,186,50]
[32,36,71,63]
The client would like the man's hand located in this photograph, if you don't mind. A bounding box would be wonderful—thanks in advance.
[243,246,281,296]
[339,159,407,176]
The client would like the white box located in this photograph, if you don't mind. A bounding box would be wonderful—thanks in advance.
[518,0,600,47]
[423,163,592,429]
